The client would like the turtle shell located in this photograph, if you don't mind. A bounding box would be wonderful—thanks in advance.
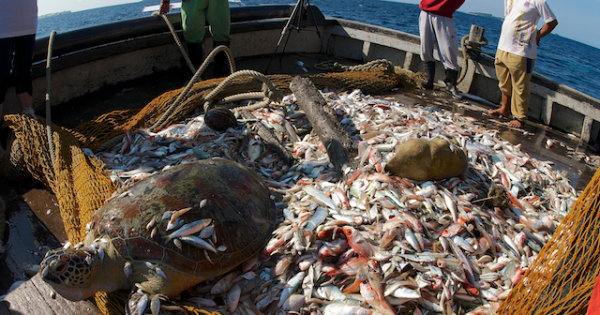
[87,158,276,278]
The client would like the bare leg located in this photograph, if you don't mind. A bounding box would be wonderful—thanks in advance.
[489,92,511,117]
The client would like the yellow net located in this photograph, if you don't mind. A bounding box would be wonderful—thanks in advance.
[497,167,600,314]
[0,67,402,315]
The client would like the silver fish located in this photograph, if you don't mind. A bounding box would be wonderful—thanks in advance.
[179,235,217,252]
[166,218,212,241]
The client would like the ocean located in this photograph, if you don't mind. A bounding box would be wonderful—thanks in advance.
[37,0,600,100]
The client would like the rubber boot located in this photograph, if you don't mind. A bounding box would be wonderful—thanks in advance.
[213,41,231,78]
[186,42,204,70]
[422,61,436,90]
[444,69,461,98]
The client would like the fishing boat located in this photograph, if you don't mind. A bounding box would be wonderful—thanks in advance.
[0,3,599,314]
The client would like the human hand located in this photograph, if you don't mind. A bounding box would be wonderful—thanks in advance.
[159,1,170,14]
[536,30,541,46]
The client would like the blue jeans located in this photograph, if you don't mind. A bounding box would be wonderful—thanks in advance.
[0,34,36,104]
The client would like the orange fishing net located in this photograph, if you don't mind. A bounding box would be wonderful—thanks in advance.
[0,67,401,315]
[497,167,600,314]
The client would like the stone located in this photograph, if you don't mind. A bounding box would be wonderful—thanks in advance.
[384,137,468,181]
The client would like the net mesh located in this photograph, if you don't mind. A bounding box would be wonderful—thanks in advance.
[0,67,402,315]
[496,167,600,315]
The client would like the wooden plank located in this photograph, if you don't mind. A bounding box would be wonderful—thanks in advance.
[22,189,68,244]
[1,275,103,315]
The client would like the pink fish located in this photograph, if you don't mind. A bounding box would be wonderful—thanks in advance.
[317,238,348,259]
[511,267,526,285]
[226,284,241,313]
[342,226,375,258]
[440,223,464,238]
[332,188,350,209]
[401,212,423,233]
[248,137,261,165]
[360,282,396,315]
[326,257,367,277]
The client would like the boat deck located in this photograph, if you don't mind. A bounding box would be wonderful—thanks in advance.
[0,53,598,314]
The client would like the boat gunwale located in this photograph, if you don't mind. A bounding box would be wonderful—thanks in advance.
[16,4,600,143]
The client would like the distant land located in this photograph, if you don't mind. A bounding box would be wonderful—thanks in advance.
[39,11,71,18]
[465,12,503,21]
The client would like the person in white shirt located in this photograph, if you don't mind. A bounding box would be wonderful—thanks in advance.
[0,0,38,160]
[489,0,558,129]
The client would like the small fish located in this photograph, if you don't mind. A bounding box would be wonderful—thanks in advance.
[166,218,212,241]
[305,207,328,233]
[278,272,306,307]
[404,228,421,252]
[155,266,167,279]
[303,186,339,211]
[199,225,214,238]
[226,284,242,313]
[211,272,238,295]
[342,226,375,258]
[124,262,132,278]
[135,294,148,315]
[360,282,396,315]
[179,235,217,252]
[146,216,156,230]
[168,207,192,226]
[150,295,162,315]
[392,287,421,299]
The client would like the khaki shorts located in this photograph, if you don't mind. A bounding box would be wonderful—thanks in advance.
[495,50,535,121]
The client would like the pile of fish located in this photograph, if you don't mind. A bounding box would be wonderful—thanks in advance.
[97,88,578,315]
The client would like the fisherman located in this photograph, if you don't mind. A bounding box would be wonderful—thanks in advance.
[159,0,233,77]
[418,0,465,96]
[0,0,38,160]
[489,0,558,129]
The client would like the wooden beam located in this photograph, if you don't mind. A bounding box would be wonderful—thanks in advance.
[289,76,358,178]
[0,275,103,315]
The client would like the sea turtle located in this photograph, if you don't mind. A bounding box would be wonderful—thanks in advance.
[39,158,277,311]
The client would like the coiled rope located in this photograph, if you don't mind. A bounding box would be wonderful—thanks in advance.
[314,59,395,73]
[457,34,495,84]
[202,70,284,113]
[150,45,235,131]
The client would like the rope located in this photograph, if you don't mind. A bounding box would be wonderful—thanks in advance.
[46,30,57,168]
[202,69,284,113]
[150,45,236,131]
[314,59,395,73]
[155,12,196,74]
[458,34,495,84]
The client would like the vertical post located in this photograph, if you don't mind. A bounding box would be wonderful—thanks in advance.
[469,25,485,44]
[457,25,485,93]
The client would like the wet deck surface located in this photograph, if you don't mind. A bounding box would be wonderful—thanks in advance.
[0,53,598,312]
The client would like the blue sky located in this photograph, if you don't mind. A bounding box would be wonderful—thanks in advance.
[37,0,600,49]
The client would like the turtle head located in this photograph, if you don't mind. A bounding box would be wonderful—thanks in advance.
[39,247,101,301]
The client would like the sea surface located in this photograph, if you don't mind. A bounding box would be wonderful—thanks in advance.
[37,0,600,100]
